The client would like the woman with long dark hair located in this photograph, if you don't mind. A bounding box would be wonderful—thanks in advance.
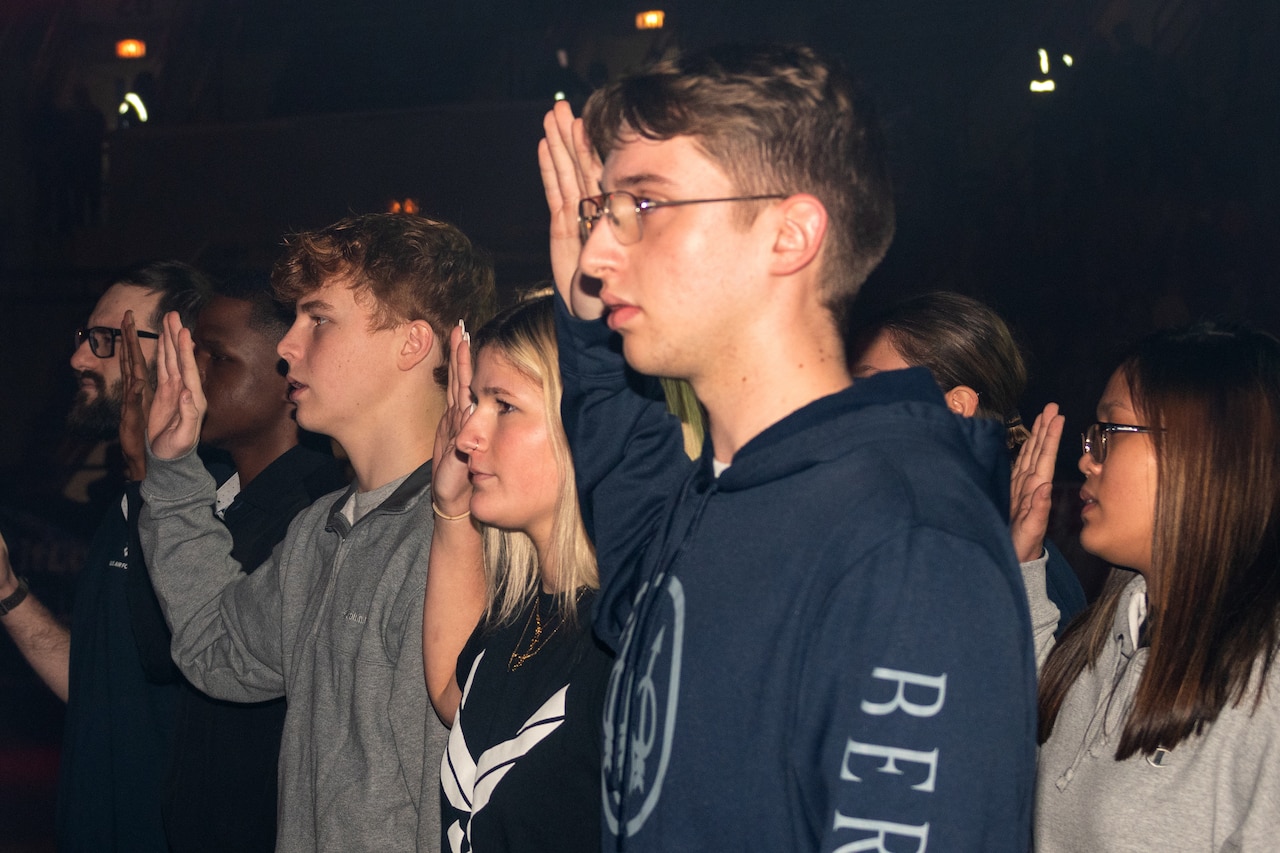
[1032,322,1280,850]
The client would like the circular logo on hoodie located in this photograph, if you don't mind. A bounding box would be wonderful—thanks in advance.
[601,574,685,837]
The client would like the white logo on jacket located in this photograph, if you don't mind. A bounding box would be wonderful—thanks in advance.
[602,575,685,838]
[441,651,568,853]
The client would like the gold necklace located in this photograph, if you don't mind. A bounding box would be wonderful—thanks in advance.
[508,595,565,671]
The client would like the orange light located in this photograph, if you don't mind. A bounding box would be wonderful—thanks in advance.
[116,39,146,59]
[388,198,420,214]
[635,10,665,30]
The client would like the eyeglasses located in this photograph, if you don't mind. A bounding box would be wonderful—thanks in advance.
[1081,421,1160,464]
[74,326,160,359]
[578,190,786,245]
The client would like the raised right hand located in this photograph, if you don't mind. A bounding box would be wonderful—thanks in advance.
[118,309,154,481]
[1010,403,1065,563]
[147,311,206,460]
[538,99,606,320]
[431,322,476,517]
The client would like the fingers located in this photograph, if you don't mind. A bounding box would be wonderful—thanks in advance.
[538,138,564,218]
[148,312,204,458]
[446,322,464,411]
[436,322,473,463]
[448,321,472,420]
[550,99,588,197]
[1035,407,1065,481]
[121,310,148,381]
[542,101,599,214]
[119,310,135,388]
[456,325,472,402]
[174,319,206,416]
[157,310,179,389]
[571,111,603,196]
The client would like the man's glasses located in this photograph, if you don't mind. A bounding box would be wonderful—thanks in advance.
[1081,422,1160,464]
[578,190,786,245]
[74,326,160,359]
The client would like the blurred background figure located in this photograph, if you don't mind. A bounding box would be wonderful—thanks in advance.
[852,290,1087,633]
[0,260,211,852]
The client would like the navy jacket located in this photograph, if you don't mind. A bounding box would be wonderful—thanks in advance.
[56,485,179,853]
[557,296,1037,852]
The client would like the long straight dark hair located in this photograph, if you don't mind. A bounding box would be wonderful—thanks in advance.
[1039,322,1280,758]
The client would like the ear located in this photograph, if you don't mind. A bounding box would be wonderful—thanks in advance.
[944,385,980,417]
[767,194,828,277]
[398,320,437,371]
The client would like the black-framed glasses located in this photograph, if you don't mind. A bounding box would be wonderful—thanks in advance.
[74,326,160,359]
[578,190,786,245]
[1081,421,1161,464]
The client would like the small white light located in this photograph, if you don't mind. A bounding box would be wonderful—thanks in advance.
[1029,80,1056,93]
[554,91,566,101]
[1038,49,1050,75]
[1062,54,1074,67]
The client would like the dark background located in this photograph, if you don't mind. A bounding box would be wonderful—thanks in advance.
[1,1,1277,848]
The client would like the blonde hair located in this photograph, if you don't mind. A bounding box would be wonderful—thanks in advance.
[472,293,597,627]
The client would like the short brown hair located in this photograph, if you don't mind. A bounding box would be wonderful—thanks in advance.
[116,259,214,329]
[583,43,895,315]
[272,213,496,385]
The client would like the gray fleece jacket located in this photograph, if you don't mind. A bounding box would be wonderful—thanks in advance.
[1025,563,1280,852]
[139,447,447,852]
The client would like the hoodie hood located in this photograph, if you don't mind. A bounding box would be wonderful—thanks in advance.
[711,366,1011,516]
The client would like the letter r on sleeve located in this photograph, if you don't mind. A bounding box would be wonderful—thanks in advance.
[860,668,946,718]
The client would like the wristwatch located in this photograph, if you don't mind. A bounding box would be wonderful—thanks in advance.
[0,576,30,616]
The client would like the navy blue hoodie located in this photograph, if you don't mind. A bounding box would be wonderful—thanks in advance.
[557,296,1036,852]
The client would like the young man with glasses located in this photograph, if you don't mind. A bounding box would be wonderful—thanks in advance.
[0,260,212,851]
[542,45,1037,851]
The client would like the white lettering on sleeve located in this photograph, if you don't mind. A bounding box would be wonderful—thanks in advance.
[860,668,947,718]
[839,740,939,792]
[831,813,929,853]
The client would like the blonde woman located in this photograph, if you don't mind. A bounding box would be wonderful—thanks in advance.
[423,295,611,853]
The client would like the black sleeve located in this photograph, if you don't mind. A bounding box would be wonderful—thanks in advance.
[121,483,182,684]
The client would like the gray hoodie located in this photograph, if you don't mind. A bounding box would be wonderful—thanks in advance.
[139,448,446,852]
[1027,567,1280,852]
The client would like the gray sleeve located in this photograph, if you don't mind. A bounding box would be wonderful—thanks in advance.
[1021,551,1059,674]
[138,446,286,702]
[386,577,448,852]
